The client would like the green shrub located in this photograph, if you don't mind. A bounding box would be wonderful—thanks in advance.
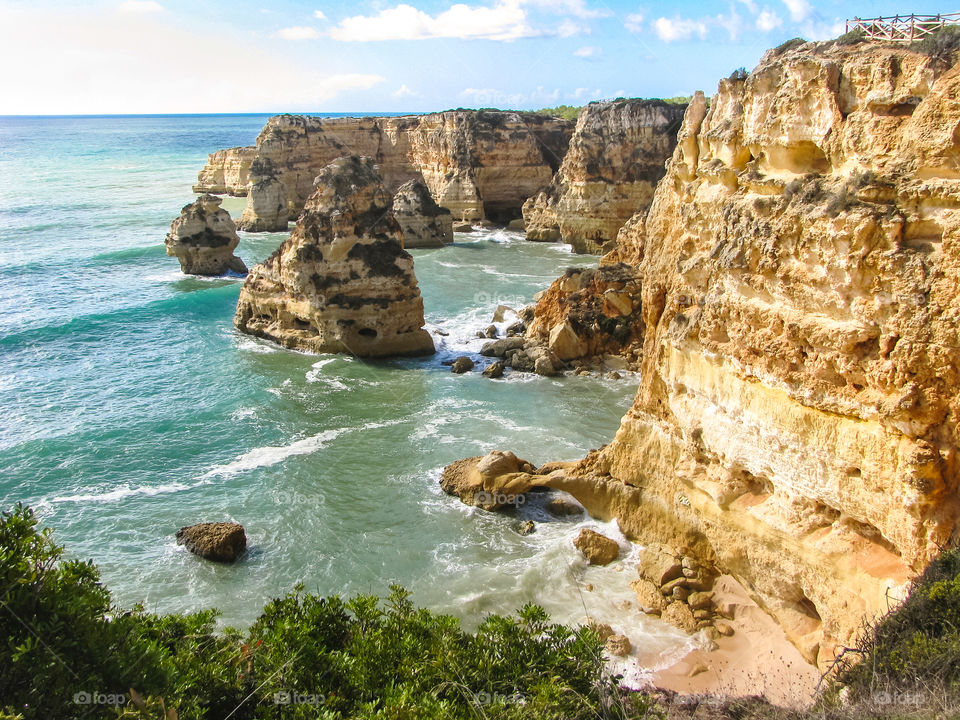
[0,505,631,719]
[914,25,960,67]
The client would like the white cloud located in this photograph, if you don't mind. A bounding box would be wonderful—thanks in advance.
[736,0,758,12]
[557,19,583,37]
[574,45,600,57]
[781,0,811,22]
[756,8,782,31]
[521,0,610,19]
[117,1,163,13]
[625,12,644,33]
[459,85,560,108]
[275,26,321,40]
[393,84,420,98]
[0,4,385,114]
[569,86,600,100]
[715,7,743,40]
[653,16,709,42]
[314,10,327,21]
[330,1,538,42]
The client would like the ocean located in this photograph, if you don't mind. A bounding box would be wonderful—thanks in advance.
[0,114,690,683]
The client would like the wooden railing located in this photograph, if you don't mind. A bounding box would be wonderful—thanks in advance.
[846,12,960,42]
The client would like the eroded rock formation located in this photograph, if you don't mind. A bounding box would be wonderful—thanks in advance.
[446,39,960,668]
[195,112,573,230]
[522,264,644,366]
[522,100,686,254]
[193,146,256,196]
[164,194,247,275]
[392,179,453,248]
[234,156,434,357]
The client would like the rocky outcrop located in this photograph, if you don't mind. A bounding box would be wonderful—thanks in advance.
[196,112,573,230]
[522,264,644,367]
[234,156,434,357]
[522,100,686,254]
[447,40,960,669]
[392,179,453,248]
[193,146,256,196]
[164,194,247,275]
[176,522,247,562]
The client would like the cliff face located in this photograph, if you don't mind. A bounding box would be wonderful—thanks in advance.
[522,100,686,254]
[392,179,453,248]
[193,146,256,196]
[590,40,960,663]
[234,156,434,357]
[195,112,573,231]
[450,40,960,667]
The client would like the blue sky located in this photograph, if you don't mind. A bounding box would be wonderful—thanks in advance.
[1,0,957,114]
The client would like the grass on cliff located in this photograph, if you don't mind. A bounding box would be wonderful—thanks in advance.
[0,504,651,720]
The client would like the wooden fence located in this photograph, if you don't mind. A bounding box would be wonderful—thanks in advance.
[845,12,960,42]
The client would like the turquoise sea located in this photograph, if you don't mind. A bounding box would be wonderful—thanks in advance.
[0,114,689,682]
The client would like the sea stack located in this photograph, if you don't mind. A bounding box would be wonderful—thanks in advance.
[392,179,453,248]
[164,194,248,275]
[234,156,435,357]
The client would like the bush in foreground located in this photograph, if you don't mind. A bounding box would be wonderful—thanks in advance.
[0,505,653,720]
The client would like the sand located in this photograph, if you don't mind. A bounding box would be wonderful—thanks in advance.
[650,575,822,710]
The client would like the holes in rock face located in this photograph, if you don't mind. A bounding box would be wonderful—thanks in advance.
[358,328,378,339]
[291,318,312,331]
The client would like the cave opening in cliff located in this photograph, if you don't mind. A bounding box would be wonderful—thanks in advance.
[482,202,523,225]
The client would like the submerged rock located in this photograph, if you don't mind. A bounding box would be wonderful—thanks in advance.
[392,179,453,248]
[234,156,434,357]
[451,356,475,373]
[164,194,247,276]
[176,522,246,563]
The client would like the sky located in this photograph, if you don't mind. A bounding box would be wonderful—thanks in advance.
[1,0,957,114]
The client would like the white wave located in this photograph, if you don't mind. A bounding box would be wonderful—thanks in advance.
[235,335,279,354]
[52,479,207,504]
[201,417,410,479]
[202,428,345,478]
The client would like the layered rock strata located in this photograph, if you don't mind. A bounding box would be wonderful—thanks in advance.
[446,39,960,669]
[193,146,256,196]
[195,112,573,230]
[234,156,434,357]
[392,179,453,248]
[164,194,248,275]
[522,100,686,254]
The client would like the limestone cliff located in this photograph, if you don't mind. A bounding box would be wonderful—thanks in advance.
[522,100,685,254]
[193,146,256,196]
[449,38,960,668]
[164,194,247,275]
[392,179,453,248]
[234,156,434,357]
[195,112,573,230]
